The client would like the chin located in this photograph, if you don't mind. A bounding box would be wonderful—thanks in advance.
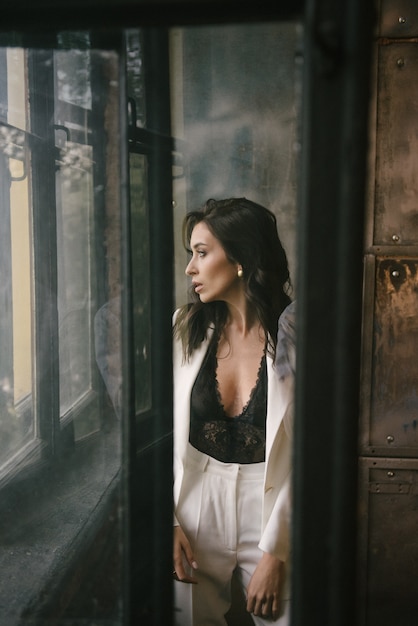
[198,293,213,304]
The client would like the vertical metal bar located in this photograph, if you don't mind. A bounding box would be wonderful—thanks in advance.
[126,28,174,626]
[117,34,134,626]
[143,28,174,626]
[292,1,375,625]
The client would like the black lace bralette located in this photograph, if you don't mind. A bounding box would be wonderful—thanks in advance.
[189,339,267,464]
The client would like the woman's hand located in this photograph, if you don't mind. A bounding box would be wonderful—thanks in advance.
[246,552,284,620]
[173,525,199,584]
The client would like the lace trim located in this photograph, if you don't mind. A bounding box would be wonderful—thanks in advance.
[214,348,266,419]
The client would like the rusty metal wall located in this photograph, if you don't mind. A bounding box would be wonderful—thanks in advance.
[359,1,418,624]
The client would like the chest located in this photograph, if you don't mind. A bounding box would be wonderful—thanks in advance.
[216,339,265,417]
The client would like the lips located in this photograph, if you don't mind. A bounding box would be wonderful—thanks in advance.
[192,282,203,293]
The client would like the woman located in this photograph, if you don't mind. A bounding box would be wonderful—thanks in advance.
[173,198,296,626]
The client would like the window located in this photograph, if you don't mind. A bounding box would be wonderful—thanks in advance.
[0,42,120,481]
[0,37,126,624]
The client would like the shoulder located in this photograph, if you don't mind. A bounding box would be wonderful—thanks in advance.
[278,300,296,339]
[172,306,214,363]
[275,300,296,379]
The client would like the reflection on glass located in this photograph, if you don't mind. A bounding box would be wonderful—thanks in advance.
[55,46,92,110]
[56,139,95,416]
[54,48,100,436]
[126,30,146,128]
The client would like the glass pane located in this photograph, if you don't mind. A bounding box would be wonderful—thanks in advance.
[126,30,147,128]
[10,144,33,407]
[55,139,95,414]
[54,49,100,435]
[0,48,35,476]
[170,22,302,305]
[55,44,92,110]
[169,22,301,624]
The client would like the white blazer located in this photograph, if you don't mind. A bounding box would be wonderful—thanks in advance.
[173,304,295,564]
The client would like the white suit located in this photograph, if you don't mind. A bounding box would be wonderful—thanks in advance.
[173,302,295,625]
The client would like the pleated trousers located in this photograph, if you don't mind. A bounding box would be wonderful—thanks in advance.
[174,444,290,626]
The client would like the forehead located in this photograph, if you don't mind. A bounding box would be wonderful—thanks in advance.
[190,221,218,246]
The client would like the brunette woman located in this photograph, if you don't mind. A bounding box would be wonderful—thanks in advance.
[173,198,295,625]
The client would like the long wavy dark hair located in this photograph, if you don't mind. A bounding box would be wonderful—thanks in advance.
[174,198,292,360]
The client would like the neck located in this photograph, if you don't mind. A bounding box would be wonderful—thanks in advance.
[225,301,261,338]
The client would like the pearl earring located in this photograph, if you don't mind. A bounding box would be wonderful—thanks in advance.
[237,268,243,278]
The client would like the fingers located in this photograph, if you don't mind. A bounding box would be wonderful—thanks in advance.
[173,568,198,584]
[250,595,280,620]
[246,552,284,619]
[271,594,281,620]
[173,526,199,584]
[247,593,280,620]
[172,552,198,584]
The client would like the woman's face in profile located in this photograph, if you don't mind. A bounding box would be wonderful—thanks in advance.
[185,222,242,304]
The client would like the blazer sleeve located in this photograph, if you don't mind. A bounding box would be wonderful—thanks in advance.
[259,301,296,561]
[258,469,292,561]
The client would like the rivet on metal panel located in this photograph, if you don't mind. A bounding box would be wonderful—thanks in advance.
[391,234,400,242]
[398,16,407,25]
[386,435,395,443]
[387,471,395,477]
[396,58,405,68]
[391,270,400,277]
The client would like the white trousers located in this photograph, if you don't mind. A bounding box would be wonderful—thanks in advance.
[174,444,290,626]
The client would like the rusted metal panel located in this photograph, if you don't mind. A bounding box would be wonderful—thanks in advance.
[374,42,418,245]
[380,0,418,38]
[362,256,418,455]
[357,457,418,626]
[361,5,418,626]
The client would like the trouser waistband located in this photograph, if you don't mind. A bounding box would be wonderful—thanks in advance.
[185,442,265,480]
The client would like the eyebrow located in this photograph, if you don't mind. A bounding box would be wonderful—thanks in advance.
[191,242,208,249]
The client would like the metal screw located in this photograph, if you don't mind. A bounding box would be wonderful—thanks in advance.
[397,58,405,68]
[392,234,400,242]
[398,16,406,24]
[387,471,395,477]
[391,270,400,277]
[387,435,394,444]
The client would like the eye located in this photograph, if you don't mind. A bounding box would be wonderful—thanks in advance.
[197,249,206,257]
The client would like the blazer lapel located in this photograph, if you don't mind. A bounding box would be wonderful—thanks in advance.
[173,328,213,463]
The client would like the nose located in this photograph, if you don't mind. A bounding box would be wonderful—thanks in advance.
[185,257,195,276]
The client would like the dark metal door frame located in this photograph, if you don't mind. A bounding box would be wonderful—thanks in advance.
[0,2,376,625]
